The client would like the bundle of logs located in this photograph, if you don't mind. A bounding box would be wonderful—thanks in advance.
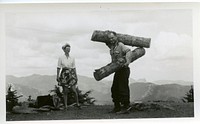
[91,30,151,81]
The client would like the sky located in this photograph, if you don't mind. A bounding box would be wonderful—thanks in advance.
[5,5,193,82]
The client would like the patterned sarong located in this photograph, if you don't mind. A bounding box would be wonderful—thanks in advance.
[59,68,77,88]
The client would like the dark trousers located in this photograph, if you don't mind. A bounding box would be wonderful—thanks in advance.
[111,67,130,107]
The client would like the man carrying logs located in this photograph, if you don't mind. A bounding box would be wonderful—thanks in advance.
[91,30,150,114]
[106,31,132,114]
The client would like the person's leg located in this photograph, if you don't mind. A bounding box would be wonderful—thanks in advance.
[120,67,130,105]
[110,72,121,112]
[117,67,131,114]
[62,86,69,109]
[71,85,80,107]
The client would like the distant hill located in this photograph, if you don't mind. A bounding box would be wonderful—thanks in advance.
[6,83,42,102]
[6,74,57,94]
[6,74,193,104]
[130,82,155,101]
[6,74,110,104]
[130,82,191,102]
[153,80,193,86]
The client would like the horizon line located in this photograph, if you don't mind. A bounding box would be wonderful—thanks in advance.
[6,73,194,83]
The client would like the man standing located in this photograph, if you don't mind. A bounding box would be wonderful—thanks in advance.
[56,43,80,110]
[106,31,132,114]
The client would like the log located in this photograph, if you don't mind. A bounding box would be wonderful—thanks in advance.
[94,48,145,81]
[91,30,151,48]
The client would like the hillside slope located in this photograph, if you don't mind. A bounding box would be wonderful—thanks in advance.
[6,75,192,104]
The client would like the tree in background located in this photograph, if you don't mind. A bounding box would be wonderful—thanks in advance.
[50,85,95,108]
[6,84,23,112]
[182,85,194,103]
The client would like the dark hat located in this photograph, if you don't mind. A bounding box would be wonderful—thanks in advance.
[62,43,70,50]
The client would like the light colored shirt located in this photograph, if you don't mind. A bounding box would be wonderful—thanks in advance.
[57,55,76,69]
[110,42,130,62]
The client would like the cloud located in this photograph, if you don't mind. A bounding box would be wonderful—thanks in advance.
[5,9,193,82]
[129,31,193,81]
[152,31,193,61]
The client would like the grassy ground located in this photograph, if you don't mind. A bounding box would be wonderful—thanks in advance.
[6,102,194,121]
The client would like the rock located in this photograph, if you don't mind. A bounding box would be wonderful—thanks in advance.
[12,105,38,114]
[131,102,175,111]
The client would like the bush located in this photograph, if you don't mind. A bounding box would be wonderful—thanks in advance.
[6,84,22,112]
[50,85,95,106]
[182,85,194,103]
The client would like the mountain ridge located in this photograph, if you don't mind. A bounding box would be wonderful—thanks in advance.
[6,74,193,104]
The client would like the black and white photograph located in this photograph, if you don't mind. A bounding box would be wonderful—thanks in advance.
[0,1,200,124]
